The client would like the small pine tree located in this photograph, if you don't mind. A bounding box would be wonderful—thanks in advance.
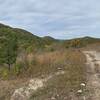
[0,33,18,70]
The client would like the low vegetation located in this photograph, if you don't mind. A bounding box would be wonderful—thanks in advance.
[0,49,87,100]
[29,50,86,100]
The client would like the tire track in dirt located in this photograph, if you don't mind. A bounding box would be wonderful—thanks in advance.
[83,51,100,100]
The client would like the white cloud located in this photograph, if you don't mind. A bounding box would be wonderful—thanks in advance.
[0,0,100,39]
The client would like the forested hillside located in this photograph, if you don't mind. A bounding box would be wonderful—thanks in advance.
[0,23,100,78]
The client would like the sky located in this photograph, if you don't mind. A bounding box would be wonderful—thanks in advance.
[0,0,100,39]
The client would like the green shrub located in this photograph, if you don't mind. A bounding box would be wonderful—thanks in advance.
[1,68,9,79]
[14,62,23,75]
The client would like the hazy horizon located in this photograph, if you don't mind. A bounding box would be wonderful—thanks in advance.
[0,0,99,39]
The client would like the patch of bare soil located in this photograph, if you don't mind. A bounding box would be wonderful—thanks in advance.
[0,78,29,100]
[10,70,65,100]
[83,51,100,100]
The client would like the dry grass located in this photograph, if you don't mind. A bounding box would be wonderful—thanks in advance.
[0,78,29,100]
[29,49,86,100]
[0,49,87,100]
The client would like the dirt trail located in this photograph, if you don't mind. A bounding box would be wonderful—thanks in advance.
[83,51,100,100]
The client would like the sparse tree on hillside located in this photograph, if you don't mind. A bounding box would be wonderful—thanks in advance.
[0,33,18,70]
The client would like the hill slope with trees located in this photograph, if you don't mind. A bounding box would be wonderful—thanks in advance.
[0,23,100,76]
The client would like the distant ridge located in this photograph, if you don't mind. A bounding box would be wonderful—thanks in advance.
[0,23,100,51]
